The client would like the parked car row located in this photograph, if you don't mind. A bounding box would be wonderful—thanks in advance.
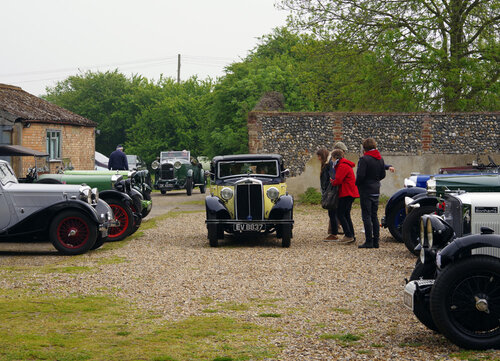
[396,157,500,349]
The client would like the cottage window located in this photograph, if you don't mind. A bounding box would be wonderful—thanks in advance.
[46,130,61,160]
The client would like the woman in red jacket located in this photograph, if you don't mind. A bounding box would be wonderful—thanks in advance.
[330,149,360,244]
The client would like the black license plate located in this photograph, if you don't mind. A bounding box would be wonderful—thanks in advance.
[234,223,264,232]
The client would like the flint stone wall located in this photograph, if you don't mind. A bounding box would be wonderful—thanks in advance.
[248,112,499,177]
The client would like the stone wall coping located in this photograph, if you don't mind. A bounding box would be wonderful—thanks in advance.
[249,111,499,117]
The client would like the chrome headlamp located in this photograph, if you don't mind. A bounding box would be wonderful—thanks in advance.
[78,185,92,204]
[91,188,99,205]
[266,187,280,201]
[151,160,159,170]
[427,177,437,195]
[220,187,234,201]
[426,216,433,248]
[174,161,182,170]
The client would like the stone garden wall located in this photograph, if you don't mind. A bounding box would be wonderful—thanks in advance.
[247,111,499,195]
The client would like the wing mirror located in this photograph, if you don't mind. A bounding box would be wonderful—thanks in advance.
[281,168,290,177]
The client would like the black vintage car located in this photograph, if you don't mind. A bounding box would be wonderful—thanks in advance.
[404,192,500,349]
[205,154,294,247]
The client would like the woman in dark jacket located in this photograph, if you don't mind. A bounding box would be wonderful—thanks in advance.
[317,148,338,241]
[330,149,359,244]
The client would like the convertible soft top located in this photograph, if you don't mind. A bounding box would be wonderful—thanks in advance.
[0,144,48,157]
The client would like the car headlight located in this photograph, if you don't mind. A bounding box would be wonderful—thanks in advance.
[220,187,233,201]
[426,216,433,248]
[419,216,426,246]
[79,186,92,204]
[266,187,280,201]
[174,161,182,170]
[91,187,99,204]
[404,178,416,188]
[151,160,159,170]
[427,214,455,248]
[420,247,426,264]
[427,177,436,195]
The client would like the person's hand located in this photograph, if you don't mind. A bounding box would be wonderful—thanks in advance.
[388,166,395,173]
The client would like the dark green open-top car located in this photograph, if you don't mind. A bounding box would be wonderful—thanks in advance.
[152,150,206,195]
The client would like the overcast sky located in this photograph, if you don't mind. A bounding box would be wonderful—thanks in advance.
[0,0,288,96]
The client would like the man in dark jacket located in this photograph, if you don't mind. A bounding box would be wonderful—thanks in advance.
[356,138,386,249]
[108,144,129,171]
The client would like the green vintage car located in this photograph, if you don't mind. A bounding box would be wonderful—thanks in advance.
[37,173,145,242]
[65,169,152,205]
[151,150,206,195]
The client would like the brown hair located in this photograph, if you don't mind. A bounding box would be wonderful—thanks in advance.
[331,149,345,160]
[362,138,377,151]
[316,148,329,170]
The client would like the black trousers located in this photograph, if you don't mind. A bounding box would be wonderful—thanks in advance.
[337,196,355,238]
[360,194,380,242]
[328,208,338,235]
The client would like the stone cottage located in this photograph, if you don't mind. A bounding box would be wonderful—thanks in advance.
[0,83,96,176]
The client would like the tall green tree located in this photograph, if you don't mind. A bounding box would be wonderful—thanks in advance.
[279,0,500,111]
[44,70,155,156]
[125,77,214,164]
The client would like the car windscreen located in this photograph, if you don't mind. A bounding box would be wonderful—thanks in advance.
[0,163,18,185]
[218,160,279,178]
[160,151,190,162]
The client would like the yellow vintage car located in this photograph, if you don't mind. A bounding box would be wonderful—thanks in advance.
[205,154,294,247]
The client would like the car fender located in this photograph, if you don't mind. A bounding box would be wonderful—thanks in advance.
[100,189,134,206]
[205,195,230,220]
[438,234,500,269]
[269,195,294,219]
[385,187,426,216]
[1,200,100,237]
[407,195,440,209]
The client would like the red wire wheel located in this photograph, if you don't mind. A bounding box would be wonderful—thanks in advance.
[105,199,134,241]
[56,216,90,248]
[49,211,97,255]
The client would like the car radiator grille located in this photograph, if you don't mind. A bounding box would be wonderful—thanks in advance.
[236,184,263,220]
[160,164,174,179]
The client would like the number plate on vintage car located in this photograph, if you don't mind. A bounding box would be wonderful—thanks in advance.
[234,223,264,232]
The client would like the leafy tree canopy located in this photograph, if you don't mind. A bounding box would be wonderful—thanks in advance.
[278,0,500,111]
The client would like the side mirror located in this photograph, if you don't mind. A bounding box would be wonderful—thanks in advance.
[281,168,290,177]
[151,160,159,170]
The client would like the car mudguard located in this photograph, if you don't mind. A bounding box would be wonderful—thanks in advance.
[408,194,440,209]
[269,195,294,220]
[1,200,100,238]
[100,189,134,206]
[385,187,426,217]
[205,195,230,220]
[438,234,500,269]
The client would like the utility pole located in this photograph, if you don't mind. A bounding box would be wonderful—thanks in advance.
[177,54,181,84]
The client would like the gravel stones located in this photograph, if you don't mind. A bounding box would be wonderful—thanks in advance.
[1,204,499,360]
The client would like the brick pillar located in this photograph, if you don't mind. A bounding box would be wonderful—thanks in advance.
[421,115,432,152]
[247,112,263,154]
[333,116,343,142]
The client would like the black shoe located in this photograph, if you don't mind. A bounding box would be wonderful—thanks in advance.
[358,242,373,249]
[373,239,379,248]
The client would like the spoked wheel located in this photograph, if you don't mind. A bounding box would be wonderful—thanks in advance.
[186,177,193,196]
[409,259,439,332]
[402,205,436,255]
[106,199,134,241]
[91,234,107,250]
[199,184,206,194]
[387,200,405,242]
[50,211,97,255]
[430,256,500,349]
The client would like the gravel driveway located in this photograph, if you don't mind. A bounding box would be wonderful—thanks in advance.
[1,196,499,360]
